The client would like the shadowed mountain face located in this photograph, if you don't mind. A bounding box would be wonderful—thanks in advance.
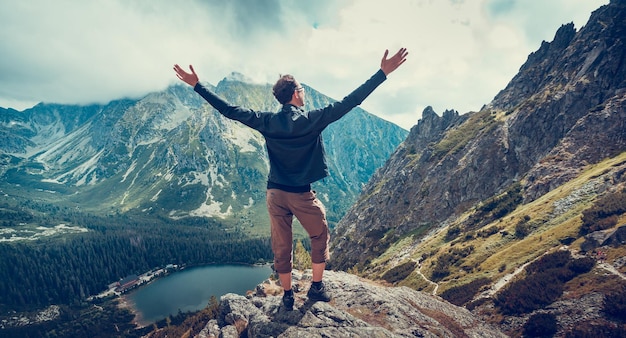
[326,1,626,335]
[0,75,407,231]
[331,0,626,272]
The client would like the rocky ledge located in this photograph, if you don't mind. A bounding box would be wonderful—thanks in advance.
[196,270,505,338]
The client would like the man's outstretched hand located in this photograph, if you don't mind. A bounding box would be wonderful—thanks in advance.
[380,48,409,76]
[173,64,199,87]
[175,50,406,86]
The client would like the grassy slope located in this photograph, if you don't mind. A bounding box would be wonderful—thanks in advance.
[371,151,626,294]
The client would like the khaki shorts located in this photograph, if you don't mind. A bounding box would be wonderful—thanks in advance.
[266,189,330,273]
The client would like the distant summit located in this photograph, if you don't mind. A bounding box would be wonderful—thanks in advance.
[223,71,254,83]
[0,71,407,230]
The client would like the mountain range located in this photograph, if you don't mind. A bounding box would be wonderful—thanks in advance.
[0,72,407,235]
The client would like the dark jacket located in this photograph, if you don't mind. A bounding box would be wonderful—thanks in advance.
[193,69,387,187]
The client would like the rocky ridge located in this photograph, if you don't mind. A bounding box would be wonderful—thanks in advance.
[195,270,506,338]
[324,1,626,336]
[331,0,626,273]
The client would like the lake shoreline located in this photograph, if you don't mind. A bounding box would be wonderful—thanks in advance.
[116,263,273,327]
[117,294,149,328]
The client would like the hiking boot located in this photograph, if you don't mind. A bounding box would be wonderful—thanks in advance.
[282,291,294,311]
[307,282,331,302]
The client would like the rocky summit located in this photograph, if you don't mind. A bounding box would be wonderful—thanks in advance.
[196,270,505,338]
[324,0,626,336]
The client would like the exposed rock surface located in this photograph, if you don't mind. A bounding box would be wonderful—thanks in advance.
[197,270,506,338]
[331,0,626,272]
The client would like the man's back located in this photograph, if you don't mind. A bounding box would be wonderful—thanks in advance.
[192,70,388,186]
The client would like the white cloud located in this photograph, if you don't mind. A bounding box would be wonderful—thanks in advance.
[0,0,609,130]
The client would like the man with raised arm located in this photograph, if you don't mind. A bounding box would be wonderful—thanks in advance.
[174,48,408,310]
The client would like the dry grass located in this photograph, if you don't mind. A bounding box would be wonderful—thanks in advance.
[564,269,626,299]
[398,271,436,293]
[380,152,626,295]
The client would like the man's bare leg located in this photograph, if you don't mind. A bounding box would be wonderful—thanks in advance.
[312,262,325,282]
[280,262,324,290]
[279,272,292,291]
[279,272,294,310]
[308,262,331,301]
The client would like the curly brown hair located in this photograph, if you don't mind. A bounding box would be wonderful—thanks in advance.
[272,74,298,104]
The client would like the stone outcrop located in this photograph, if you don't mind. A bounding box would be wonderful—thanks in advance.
[196,270,505,338]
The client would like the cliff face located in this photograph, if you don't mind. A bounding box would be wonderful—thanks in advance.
[330,0,626,271]
[194,270,505,338]
[491,1,626,200]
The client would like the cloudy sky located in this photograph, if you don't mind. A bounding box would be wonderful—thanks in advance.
[0,0,608,130]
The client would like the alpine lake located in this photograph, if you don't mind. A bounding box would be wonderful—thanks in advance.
[124,264,273,325]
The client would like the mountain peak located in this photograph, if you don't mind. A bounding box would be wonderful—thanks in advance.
[405,106,466,147]
[330,1,626,334]
[223,72,254,83]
